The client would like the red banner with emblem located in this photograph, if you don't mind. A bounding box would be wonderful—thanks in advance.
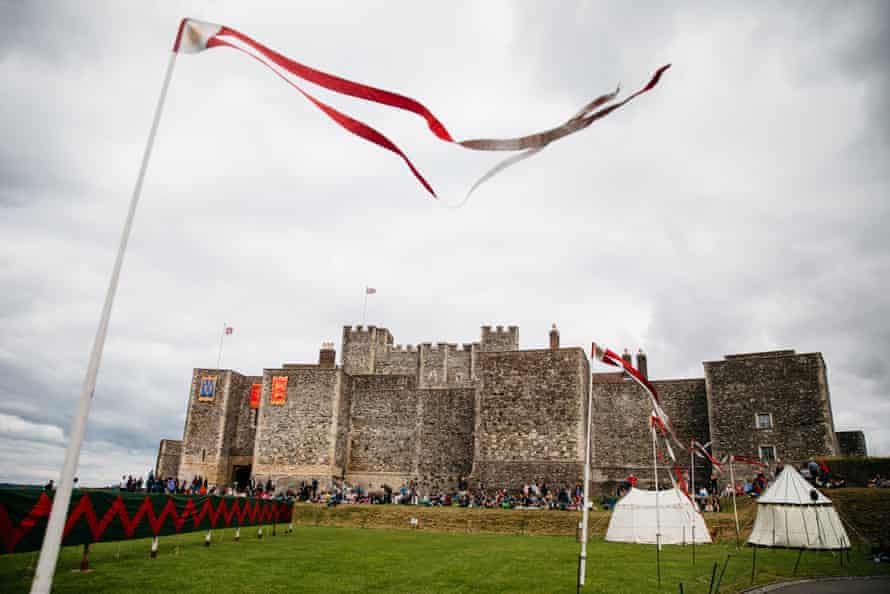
[270,376,288,406]
[249,383,261,409]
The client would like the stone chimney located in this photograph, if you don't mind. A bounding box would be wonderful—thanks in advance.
[636,348,648,379]
[622,348,632,366]
[549,323,560,350]
[319,341,336,368]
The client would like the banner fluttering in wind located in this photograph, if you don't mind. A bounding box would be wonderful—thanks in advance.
[173,18,670,200]
[593,342,695,500]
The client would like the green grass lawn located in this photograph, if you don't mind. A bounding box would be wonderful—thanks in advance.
[1,524,887,594]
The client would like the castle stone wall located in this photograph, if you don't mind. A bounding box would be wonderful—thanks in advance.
[344,375,474,492]
[837,430,868,457]
[704,351,839,479]
[375,347,419,375]
[252,366,344,489]
[590,376,709,492]
[471,348,588,490]
[155,439,181,480]
[346,375,419,476]
[445,345,473,387]
[224,373,259,461]
[417,387,475,492]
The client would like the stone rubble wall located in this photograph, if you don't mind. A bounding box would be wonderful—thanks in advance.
[704,351,839,480]
[590,374,710,493]
[252,366,344,490]
[836,430,868,458]
[154,439,182,480]
[471,348,589,490]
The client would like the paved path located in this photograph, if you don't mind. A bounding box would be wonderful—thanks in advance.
[744,576,890,593]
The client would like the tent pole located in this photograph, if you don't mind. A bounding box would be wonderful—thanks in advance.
[751,544,757,584]
[691,441,695,564]
[652,422,661,586]
[730,456,740,548]
[578,362,593,588]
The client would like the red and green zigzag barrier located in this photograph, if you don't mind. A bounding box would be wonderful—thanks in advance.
[0,489,293,554]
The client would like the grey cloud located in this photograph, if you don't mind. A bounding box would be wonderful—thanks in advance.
[1,1,888,486]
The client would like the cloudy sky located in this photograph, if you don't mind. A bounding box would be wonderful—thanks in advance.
[2,1,888,486]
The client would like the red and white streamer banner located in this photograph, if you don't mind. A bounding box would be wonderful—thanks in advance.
[731,455,768,469]
[591,342,678,443]
[596,341,715,504]
[173,18,670,199]
[691,438,723,472]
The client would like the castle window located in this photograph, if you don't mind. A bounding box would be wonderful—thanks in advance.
[251,409,258,427]
[755,413,773,429]
[201,448,206,462]
[759,445,776,462]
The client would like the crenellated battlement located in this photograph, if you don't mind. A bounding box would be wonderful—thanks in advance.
[480,324,519,353]
[389,344,418,353]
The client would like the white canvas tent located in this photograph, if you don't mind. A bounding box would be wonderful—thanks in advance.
[606,488,711,544]
[747,465,850,549]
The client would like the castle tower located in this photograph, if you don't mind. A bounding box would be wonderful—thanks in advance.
[481,325,519,352]
[704,350,840,477]
[177,368,258,486]
[549,324,560,350]
[341,325,393,374]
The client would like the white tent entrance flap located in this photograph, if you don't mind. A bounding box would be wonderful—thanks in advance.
[747,466,850,549]
[606,488,711,545]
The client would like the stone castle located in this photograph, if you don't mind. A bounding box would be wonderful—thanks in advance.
[155,324,867,494]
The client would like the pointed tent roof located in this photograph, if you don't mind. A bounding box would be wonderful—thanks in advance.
[748,465,850,549]
[757,465,831,505]
[606,487,711,544]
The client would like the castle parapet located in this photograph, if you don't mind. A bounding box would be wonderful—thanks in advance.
[481,324,519,352]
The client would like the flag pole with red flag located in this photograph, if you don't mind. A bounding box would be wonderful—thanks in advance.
[217,324,234,369]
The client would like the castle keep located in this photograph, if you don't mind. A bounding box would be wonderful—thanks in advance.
[155,325,866,494]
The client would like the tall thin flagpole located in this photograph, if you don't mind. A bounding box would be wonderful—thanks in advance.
[578,360,594,587]
[30,50,179,594]
[362,288,368,325]
[216,323,226,369]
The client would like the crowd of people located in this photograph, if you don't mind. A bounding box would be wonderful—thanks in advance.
[115,472,291,499]
[868,474,889,488]
[290,477,588,511]
[112,455,867,509]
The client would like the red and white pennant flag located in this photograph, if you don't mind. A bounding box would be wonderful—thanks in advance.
[173,18,670,200]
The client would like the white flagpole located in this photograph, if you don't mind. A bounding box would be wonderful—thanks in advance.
[578,361,594,587]
[30,50,179,594]
[216,323,226,369]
